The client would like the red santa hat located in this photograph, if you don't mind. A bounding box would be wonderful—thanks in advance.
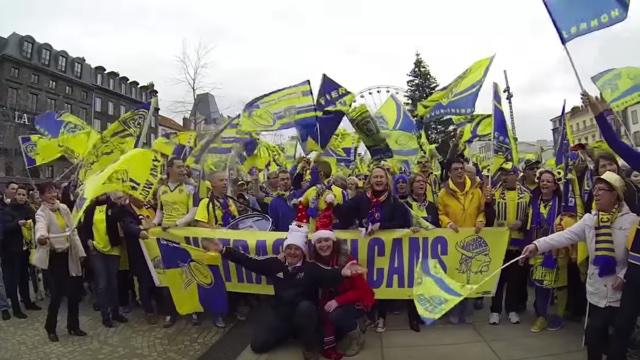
[311,205,336,243]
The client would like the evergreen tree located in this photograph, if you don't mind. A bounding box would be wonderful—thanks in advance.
[405,52,439,116]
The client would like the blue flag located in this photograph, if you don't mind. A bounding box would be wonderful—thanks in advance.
[555,102,569,167]
[543,0,630,44]
[492,83,516,164]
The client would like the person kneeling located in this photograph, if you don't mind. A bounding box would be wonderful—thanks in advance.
[204,222,366,360]
[310,219,374,359]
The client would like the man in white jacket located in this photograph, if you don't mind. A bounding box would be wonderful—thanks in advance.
[522,171,635,360]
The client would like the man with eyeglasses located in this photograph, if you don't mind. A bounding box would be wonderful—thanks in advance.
[437,158,486,324]
[520,159,541,192]
[522,171,636,360]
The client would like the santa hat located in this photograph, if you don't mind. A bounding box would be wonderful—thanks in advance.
[283,222,309,258]
[311,205,336,243]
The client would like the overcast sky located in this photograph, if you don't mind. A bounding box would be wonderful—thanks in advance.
[1,0,638,141]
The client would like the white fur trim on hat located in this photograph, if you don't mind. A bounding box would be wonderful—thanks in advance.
[283,223,309,257]
[312,229,336,243]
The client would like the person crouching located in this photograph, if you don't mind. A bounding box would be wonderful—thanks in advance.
[310,217,374,359]
[203,222,366,360]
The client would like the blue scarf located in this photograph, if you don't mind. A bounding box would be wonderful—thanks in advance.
[531,194,560,269]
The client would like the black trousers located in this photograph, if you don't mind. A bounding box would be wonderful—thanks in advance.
[328,304,364,336]
[566,261,587,318]
[44,251,82,333]
[609,264,640,360]
[490,250,528,314]
[585,303,619,360]
[251,300,319,354]
[1,250,32,311]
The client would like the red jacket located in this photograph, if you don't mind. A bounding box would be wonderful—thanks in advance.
[319,255,375,312]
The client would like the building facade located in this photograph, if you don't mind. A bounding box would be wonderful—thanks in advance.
[625,103,640,146]
[0,32,158,184]
[158,115,184,137]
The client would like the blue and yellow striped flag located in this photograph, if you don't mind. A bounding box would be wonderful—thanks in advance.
[592,67,640,111]
[459,114,492,144]
[142,237,228,316]
[413,259,478,325]
[416,56,494,121]
[19,135,64,168]
[239,81,318,132]
[375,94,416,133]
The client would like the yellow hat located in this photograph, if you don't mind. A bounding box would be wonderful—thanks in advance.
[595,171,625,200]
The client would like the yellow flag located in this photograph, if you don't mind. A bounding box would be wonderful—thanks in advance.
[72,148,164,225]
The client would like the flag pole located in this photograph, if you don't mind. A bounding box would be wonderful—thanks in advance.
[137,96,158,148]
[562,45,586,92]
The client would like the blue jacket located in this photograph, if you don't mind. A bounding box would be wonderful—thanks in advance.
[269,190,303,232]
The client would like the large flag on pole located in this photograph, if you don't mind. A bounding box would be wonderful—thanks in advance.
[239,81,318,132]
[19,135,64,168]
[375,95,416,133]
[459,114,493,144]
[416,55,494,121]
[346,105,393,161]
[592,67,640,111]
[33,111,98,160]
[492,83,518,171]
[542,0,630,44]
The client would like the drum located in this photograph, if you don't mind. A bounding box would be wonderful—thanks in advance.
[226,213,273,231]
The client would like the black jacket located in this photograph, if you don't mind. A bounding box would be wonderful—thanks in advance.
[334,192,411,230]
[79,198,122,249]
[1,202,35,254]
[222,247,343,314]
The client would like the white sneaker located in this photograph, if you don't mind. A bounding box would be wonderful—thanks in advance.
[214,316,226,328]
[489,312,500,325]
[508,312,520,324]
[375,318,386,333]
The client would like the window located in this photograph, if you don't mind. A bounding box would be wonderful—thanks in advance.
[150,133,156,143]
[120,104,126,116]
[107,101,114,115]
[81,91,88,101]
[10,67,19,78]
[65,85,72,95]
[96,72,103,86]
[73,62,82,78]
[40,48,51,66]
[120,83,126,94]
[56,55,67,72]
[634,132,640,147]
[30,93,38,112]
[46,98,56,111]
[632,110,639,125]
[108,78,114,90]
[7,88,18,106]
[64,103,72,113]
[30,73,39,84]
[92,118,101,131]
[79,108,87,120]
[151,115,156,128]
[142,92,147,102]
[21,40,33,58]
[48,80,56,90]
[131,87,137,99]
[44,166,54,179]
[95,97,102,112]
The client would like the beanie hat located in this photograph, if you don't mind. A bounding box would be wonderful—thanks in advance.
[311,204,336,243]
[283,222,309,258]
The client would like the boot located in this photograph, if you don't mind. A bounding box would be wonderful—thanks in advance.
[339,326,364,357]
[302,350,319,360]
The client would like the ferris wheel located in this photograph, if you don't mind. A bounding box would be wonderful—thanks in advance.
[355,85,408,114]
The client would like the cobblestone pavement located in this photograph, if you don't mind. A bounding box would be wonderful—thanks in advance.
[0,300,229,360]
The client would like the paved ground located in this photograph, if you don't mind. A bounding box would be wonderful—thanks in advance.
[236,309,588,360]
[0,300,228,360]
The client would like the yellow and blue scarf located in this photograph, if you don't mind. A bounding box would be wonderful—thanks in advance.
[594,210,618,277]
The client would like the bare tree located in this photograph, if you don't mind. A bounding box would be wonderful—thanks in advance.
[170,39,218,125]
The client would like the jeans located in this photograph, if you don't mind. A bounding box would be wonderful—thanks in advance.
[328,304,365,336]
[1,250,33,311]
[91,251,120,318]
[609,264,640,360]
[491,250,528,314]
[130,257,161,314]
[251,300,319,353]
[45,251,82,333]
[0,258,9,311]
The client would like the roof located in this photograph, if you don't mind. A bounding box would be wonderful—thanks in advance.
[158,115,184,131]
[189,93,222,125]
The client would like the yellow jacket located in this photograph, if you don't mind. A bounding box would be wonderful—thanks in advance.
[437,177,485,228]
